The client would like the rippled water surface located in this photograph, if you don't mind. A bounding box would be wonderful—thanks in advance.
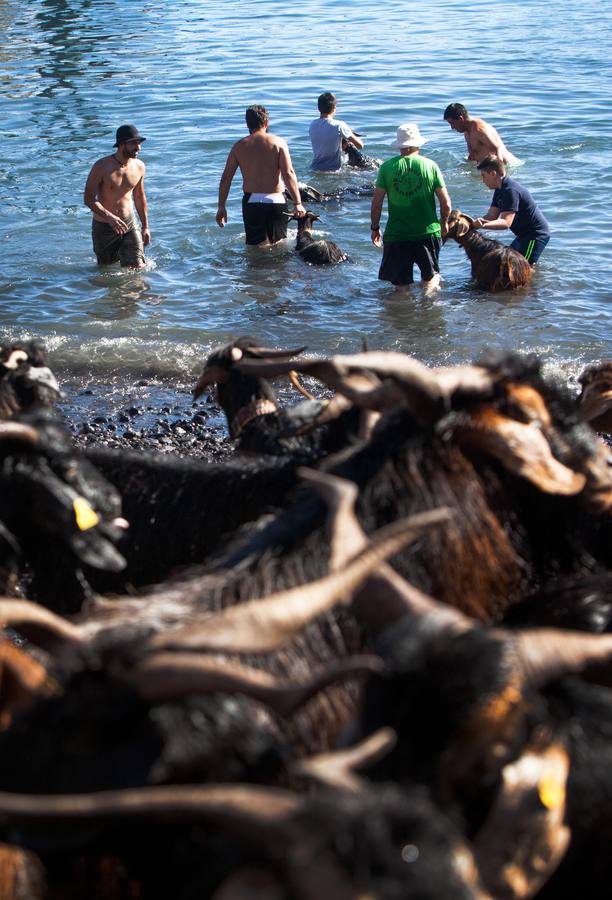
[1,0,611,396]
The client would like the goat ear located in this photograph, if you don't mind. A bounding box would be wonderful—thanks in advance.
[462,213,475,226]
[454,218,471,238]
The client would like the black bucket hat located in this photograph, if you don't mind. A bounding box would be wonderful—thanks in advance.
[114,124,146,147]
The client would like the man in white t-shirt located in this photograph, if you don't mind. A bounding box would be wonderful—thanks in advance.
[309,92,364,172]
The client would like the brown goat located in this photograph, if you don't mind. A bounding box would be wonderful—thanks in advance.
[445,209,532,292]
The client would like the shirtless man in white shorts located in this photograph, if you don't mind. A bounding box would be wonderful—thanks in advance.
[216,105,305,246]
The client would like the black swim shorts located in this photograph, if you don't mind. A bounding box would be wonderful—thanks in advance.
[510,234,550,266]
[242,194,288,245]
[92,216,145,267]
[378,235,442,286]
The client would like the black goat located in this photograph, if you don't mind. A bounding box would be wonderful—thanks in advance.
[289,211,348,265]
[82,337,359,591]
[341,138,381,170]
[0,778,487,899]
[444,209,532,291]
[208,348,612,624]
[578,360,612,435]
[0,340,60,416]
[0,409,127,612]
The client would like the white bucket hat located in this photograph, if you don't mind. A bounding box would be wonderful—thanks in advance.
[393,123,428,149]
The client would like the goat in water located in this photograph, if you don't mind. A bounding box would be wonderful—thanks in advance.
[444,209,532,291]
[288,211,348,266]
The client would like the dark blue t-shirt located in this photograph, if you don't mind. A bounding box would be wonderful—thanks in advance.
[492,176,550,240]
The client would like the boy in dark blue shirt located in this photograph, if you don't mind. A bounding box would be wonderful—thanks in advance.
[473,156,550,264]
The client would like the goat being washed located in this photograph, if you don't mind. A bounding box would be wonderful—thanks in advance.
[444,209,532,292]
[288,211,348,265]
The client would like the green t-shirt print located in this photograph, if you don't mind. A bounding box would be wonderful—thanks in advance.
[376,154,445,242]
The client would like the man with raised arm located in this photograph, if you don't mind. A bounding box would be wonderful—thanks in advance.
[309,91,364,172]
[216,105,305,246]
[443,103,521,165]
[84,124,150,268]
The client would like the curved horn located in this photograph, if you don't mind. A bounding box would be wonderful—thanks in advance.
[454,409,586,495]
[128,653,383,717]
[0,422,39,445]
[292,727,397,792]
[433,365,496,400]
[247,345,306,359]
[0,600,84,650]
[509,628,612,688]
[300,468,471,636]
[0,784,299,826]
[287,370,316,401]
[148,507,453,655]
[3,350,28,370]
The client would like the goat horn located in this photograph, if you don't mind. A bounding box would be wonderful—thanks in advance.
[292,727,397,792]
[0,784,299,826]
[453,408,586,495]
[0,422,39,445]
[509,628,612,688]
[237,353,446,421]
[128,653,383,716]
[247,345,306,359]
[148,507,453,655]
[301,467,471,636]
[288,370,315,400]
[433,365,496,400]
[0,600,84,650]
[2,350,28,370]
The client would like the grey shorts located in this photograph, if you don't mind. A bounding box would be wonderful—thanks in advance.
[378,235,442,285]
[92,216,145,267]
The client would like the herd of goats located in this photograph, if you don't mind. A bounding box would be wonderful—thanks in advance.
[1,336,612,899]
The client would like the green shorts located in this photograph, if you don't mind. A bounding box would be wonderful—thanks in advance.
[92,216,145,267]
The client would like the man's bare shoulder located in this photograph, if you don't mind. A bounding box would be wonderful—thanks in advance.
[266,132,289,150]
[473,117,501,137]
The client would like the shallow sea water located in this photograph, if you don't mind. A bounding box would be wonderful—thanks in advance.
[1,0,611,424]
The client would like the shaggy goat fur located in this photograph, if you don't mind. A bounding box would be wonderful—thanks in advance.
[445,209,532,291]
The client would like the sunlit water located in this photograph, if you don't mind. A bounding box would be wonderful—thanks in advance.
[1,0,611,419]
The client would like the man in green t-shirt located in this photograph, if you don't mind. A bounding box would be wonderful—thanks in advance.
[371,123,451,293]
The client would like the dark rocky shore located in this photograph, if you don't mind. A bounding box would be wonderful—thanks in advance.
[58,377,235,461]
[57,374,316,461]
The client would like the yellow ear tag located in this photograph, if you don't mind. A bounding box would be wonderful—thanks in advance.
[73,497,99,531]
[538,774,565,810]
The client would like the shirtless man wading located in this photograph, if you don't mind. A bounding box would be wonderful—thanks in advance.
[216,105,305,246]
[84,124,150,268]
[443,103,521,166]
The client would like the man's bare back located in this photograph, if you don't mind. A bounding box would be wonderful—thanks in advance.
[232,131,290,194]
[216,105,305,243]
